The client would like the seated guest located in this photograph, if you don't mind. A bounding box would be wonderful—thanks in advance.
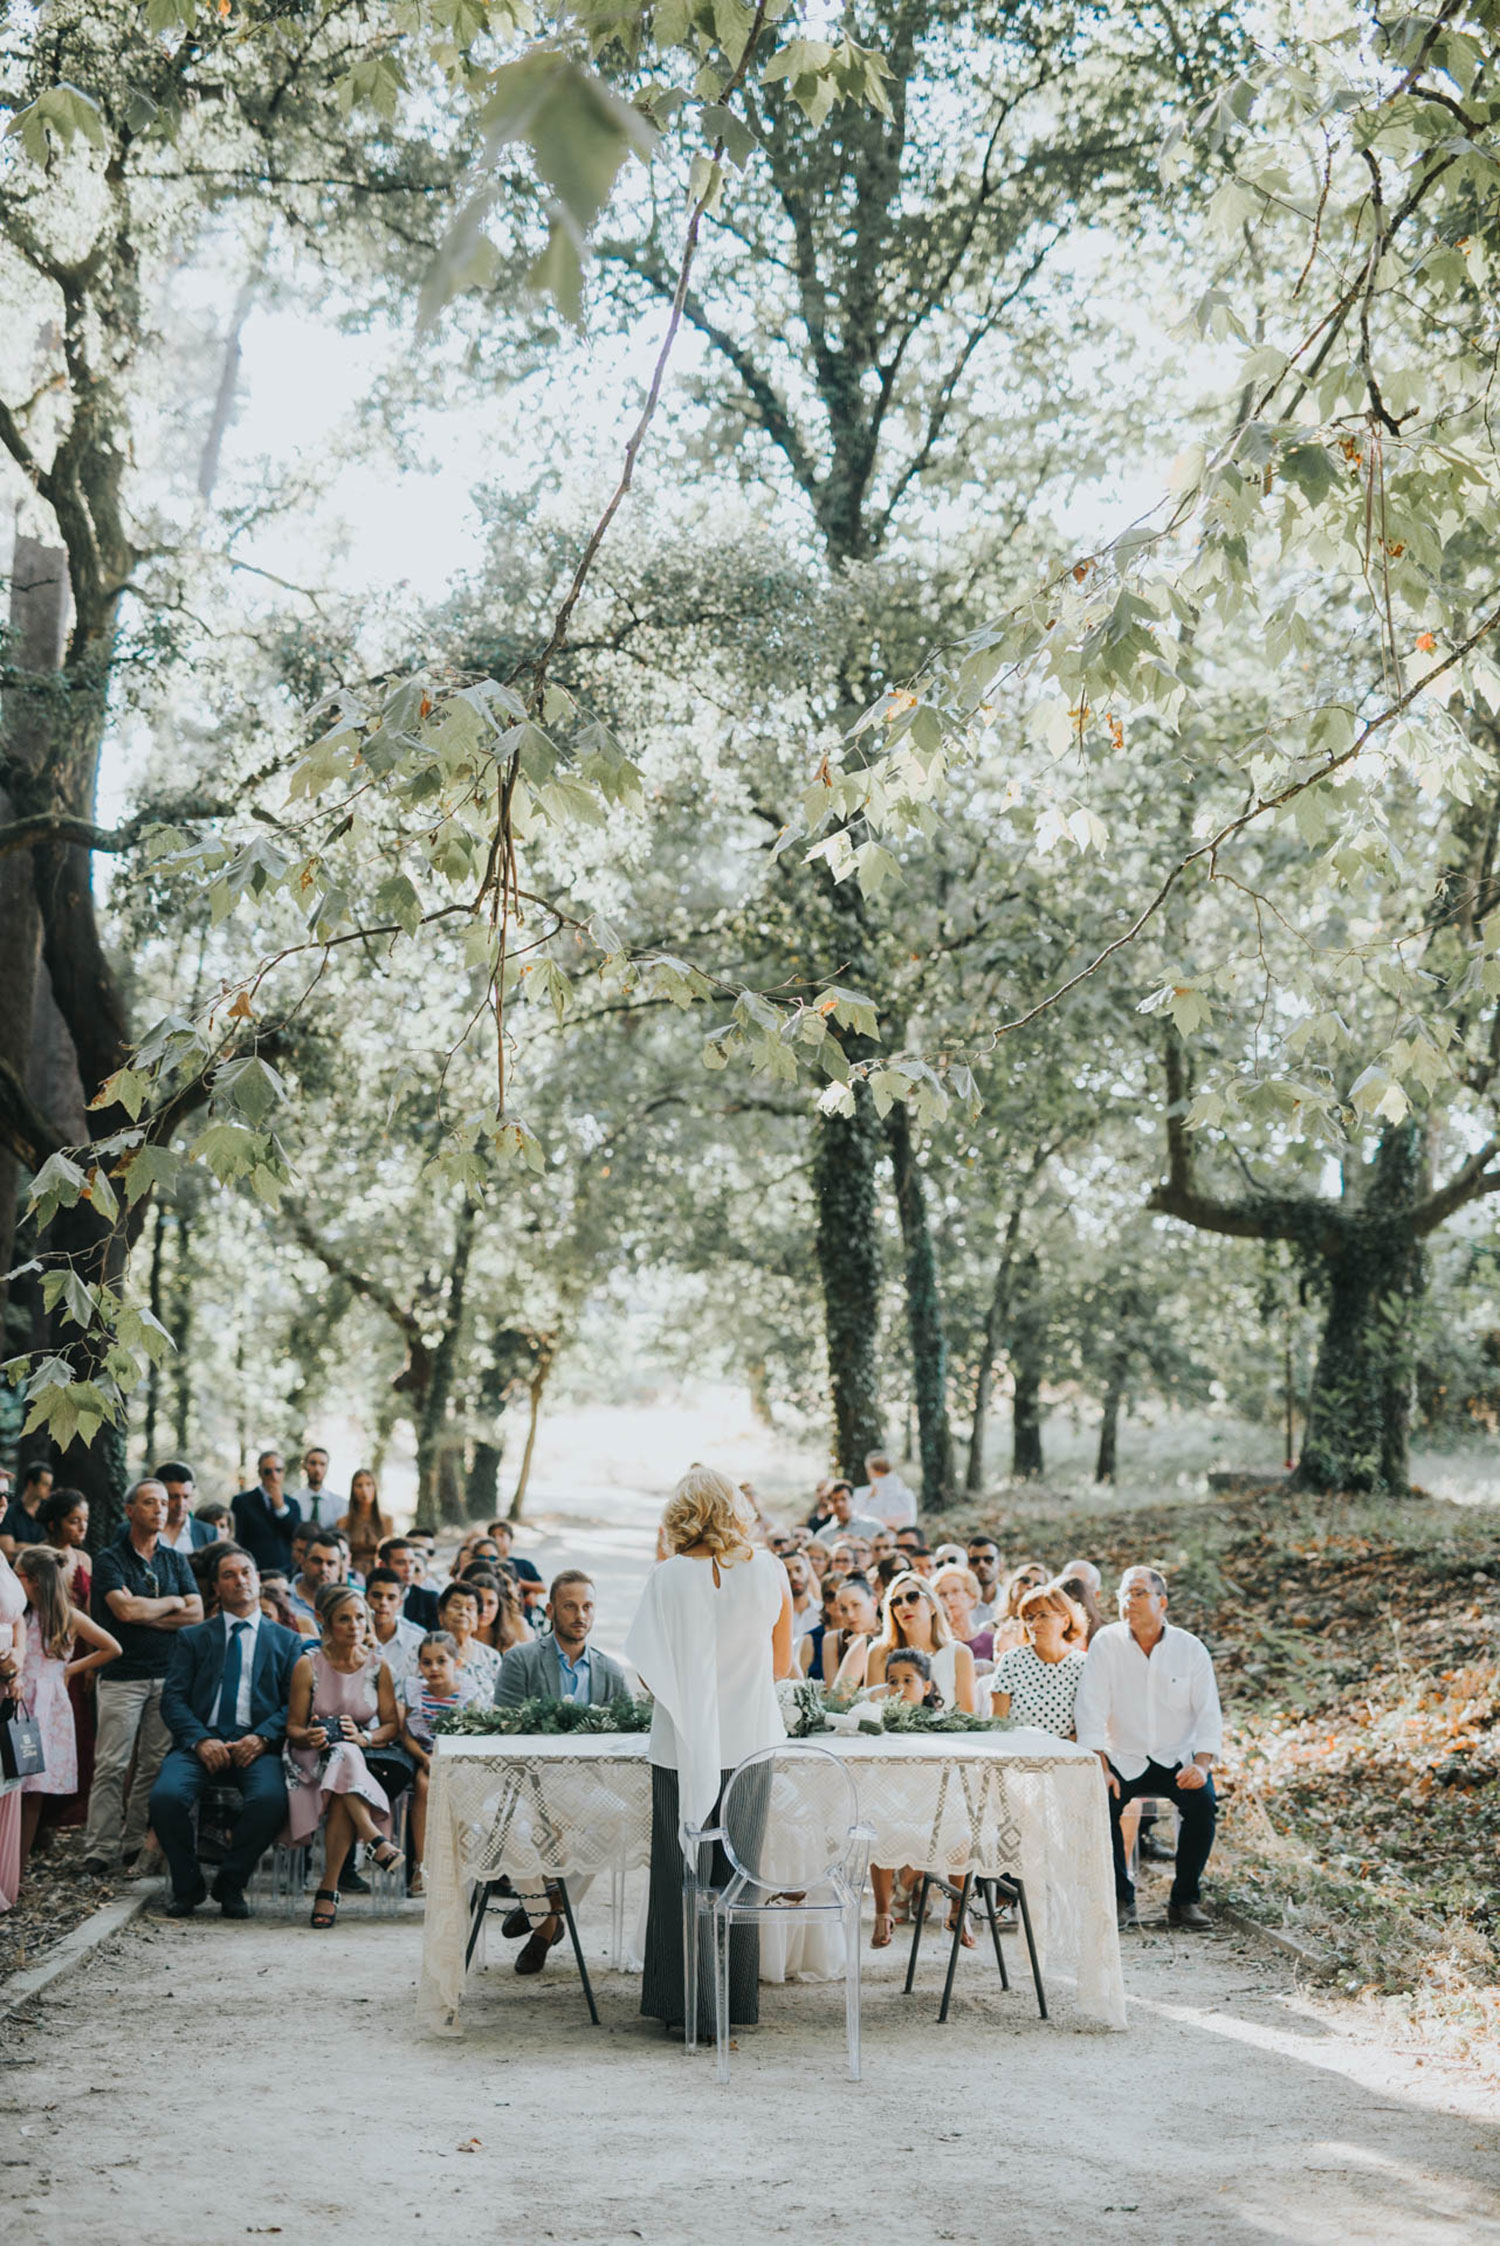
[990,1560,1049,1654]
[932,1542,968,1569]
[966,1536,1004,1625]
[462,1565,532,1656]
[287,1531,346,1636]
[154,1463,217,1555]
[807,1481,881,1543]
[484,1519,544,1611]
[931,1564,994,1661]
[827,1535,873,1583]
[399,1631,485,1893]
[495,1572,628,1707]
[259,1578,299,1631]
[881,1646,940,1709]
[435,1580,501,1691]
[231,1450,300,1574]
[194,1501,235,1541]
[1060,1557,1108,1644]
[988,1583,1088,1736]
[864,1573,977,1712]
[894,1527,934,1577]
[854,1450,918,1531]
[378,1536,439,1630]
[799,1576,843,1678]
[803,1538,832,1584]
[0,1459,54,1559]
[149,1544,305,1917]
[822,1573,882,1690]
[870,1527,897,1565]
[365,1566,424,1683]
[189,1542,223,1618]
[338,1469,389,1582]
[285,1584,402,1927]
[15,1549,120,1871]
[783,1549,817,1639]
[1074,1566,1223,1931]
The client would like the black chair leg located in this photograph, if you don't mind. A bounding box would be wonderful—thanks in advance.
[1012,1875,1047,2020]
[937,1872,973,2023]
[981,1879,1010,1990]
[556,1878,600,2026]
[903,1874,932,1994]
[464,1879,496,1970]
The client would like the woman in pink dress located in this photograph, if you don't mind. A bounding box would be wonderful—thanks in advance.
[14,1549,120,1876]
[38,1490,96,1832]
[284,1583,402,1927]
[0,1549,27,1911]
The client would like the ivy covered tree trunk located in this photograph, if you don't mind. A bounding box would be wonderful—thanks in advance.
[814,1081,885,1478]
[1292,1127,1426,1494]
[885,1102,954,1508]
[1009,1247,1047,1479]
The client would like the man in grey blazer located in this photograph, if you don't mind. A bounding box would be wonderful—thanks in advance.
[493,1572,631,1972]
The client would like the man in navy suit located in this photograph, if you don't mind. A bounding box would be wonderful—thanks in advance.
[150,1542,306,1918]
[231,1449,301,1574]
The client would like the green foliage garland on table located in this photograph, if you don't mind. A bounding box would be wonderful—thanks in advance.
[433,1695,653,1737]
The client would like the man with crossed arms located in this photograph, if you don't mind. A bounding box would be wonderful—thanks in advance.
[1074,1565,1223,1932]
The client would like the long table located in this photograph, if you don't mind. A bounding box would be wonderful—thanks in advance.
[418,1727,1125,2033]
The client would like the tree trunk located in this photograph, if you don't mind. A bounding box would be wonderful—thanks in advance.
[1009,1248,1047,1479]
[507,1339,557,1524]
[467,1437,502,1522]
[413,1200,476,1532]
[814,1081,885,1478]
[1095,1345,1129,1483]
[885,1103,954,1509]
[171,1207,194,1454]
[966,1202,1026,1496]
[142,1199,167,1466]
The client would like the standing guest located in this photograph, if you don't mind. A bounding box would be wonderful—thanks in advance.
[988,1584,1088,1736]
[966,1537,1004,1627]
[338,1468,389,1581]
[626,1467,792,2040]
[1073,1566,1223,1931]
[799,1576,843,1678]
[231,1450,300,1575]
[931,1564,995,1662]
[0,1552,29,1910]
[398,1631,485,1894]
[0,1460,54,1559]
[435,1580,501,1692]
[379,1537,440,1630]
[462,1566,532,1656]
[808,1481,881,1543]
[291,1446,344,1531]
[365,1567,424,1684]
[783,1550,818,1639]
[194,1501,234,1541]
[15,1550,120,1873]
[1060,1558,1108,1644]
[822,1573,882,1690]
[990,1560,1049,1655]
[39,1488,91,1600]
[285,1585,402,1926]
[149,1543,305,1918]
[854,1451,919,1531]
[484,1519,544,1610]
[153,1464,216,1555]
[286,1532,346,1636]
[84,1480,203,1875]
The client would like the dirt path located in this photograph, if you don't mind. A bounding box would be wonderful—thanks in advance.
[7,1892,1500,2245]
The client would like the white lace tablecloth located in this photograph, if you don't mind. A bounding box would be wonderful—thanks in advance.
[418,1728,1124,2033]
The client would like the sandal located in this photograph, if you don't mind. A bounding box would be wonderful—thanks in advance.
[310,1887,340,1929]
[370,1841,402,1873]
[946,1905,976,1950]
[871,1912,894,1950]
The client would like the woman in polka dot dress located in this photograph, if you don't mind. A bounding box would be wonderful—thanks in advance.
[988,1582,1088,1737]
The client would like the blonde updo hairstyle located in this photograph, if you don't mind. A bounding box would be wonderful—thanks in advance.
[660,1465,756,1564]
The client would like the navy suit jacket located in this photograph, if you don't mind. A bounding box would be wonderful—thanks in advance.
[161,1614,307,1750]
[231,1486,302,1573]
[403,1584,440,1632]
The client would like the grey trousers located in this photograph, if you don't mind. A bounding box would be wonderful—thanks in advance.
[83,1678,172,1863]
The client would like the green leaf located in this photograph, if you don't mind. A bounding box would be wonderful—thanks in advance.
[215,1054,288,1126]
[375,873,424,938]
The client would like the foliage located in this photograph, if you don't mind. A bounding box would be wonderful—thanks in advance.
[433,1691,653,1733]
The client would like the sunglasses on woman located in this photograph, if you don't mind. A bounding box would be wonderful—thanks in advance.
[891,1591,924,1608]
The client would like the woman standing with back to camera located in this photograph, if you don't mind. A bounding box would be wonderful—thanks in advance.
[626,1466,793,2040]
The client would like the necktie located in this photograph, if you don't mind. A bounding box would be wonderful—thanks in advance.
[220,1621,249,1736]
